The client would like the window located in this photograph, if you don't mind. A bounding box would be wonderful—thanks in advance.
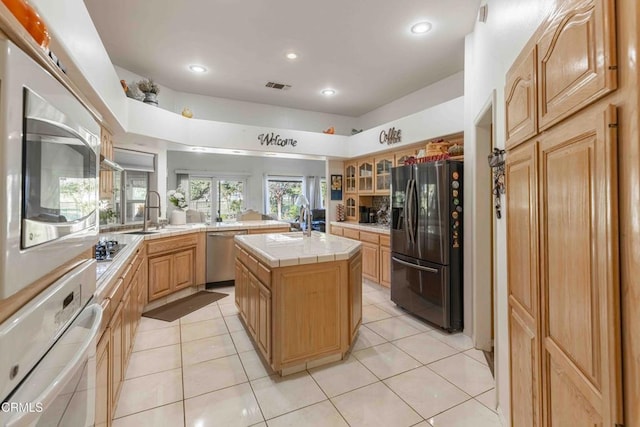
[114,170,150,224]
[177,174,246,222]
[265,176,304,221]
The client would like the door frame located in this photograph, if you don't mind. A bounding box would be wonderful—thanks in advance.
[471,91,497,352]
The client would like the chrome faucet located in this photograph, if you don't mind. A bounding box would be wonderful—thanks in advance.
[143,190,161,232]
[300,205,313,237]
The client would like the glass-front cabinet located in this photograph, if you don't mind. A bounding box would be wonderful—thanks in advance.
[374,156,393,194]
[395,148,418,166]
[345,196,357,221]
[345,162,357,194]
[358,159,374,193]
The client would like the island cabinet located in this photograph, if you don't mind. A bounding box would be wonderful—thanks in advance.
[147,232,205,301]
[247,226,290,234]
[234,234,362,374]
[95,242,147,426]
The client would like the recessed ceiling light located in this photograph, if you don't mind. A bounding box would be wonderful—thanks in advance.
[410,21,432,34]
[189,64,207,73]
[286,52,298,60]
[321,89,336,96]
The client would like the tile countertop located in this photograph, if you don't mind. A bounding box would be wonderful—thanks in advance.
[234,231,362,268]
[94,220,291,297]
[330,221,391,235]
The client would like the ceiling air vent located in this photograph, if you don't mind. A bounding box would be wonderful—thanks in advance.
[265,82,291,90]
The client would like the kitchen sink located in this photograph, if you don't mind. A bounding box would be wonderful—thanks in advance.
[123,231,158,235]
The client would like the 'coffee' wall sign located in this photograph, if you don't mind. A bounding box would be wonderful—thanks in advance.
[258,132,298,147]
[379,127,402,145]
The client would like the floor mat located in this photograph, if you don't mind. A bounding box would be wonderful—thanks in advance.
[142,291,228,322]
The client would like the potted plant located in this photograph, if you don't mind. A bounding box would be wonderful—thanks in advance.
[167,185,188,225]
[136,78,160,106]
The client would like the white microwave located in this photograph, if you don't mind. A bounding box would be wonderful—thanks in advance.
[0,36,100,300]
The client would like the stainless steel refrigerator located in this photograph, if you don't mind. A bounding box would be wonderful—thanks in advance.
[390,160,463,331]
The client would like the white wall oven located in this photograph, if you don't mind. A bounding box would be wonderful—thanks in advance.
[0,35,100,299]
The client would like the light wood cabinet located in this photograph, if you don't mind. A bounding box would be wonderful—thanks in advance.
[95,331,111,427]
[505,0,623,423]
[536,0,616,131]
[235,243,361,373]
[395,148,418,166]
[331,225,344,236]
[505,46,538,149]
[109,300,124,410]
[357,159,374,193]
[99,126,114,200]
[506,105,622,426]
[349,253,363,342]
[361,242,379,282]
[147,234,202,301]
[506,140,541,427]
[344,161,357,194]
[345,196,357,222]
[374,155,393,194]
[257,282,272,360]
[379,235,391,288]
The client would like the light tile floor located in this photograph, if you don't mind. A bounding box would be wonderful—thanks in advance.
[113,281,503,427]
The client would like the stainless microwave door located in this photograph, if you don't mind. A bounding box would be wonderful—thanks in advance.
[22,88,98,249]
[391,165,414,258]
[414,162,449,265]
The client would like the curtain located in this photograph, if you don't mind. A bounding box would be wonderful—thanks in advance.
[307,176,322,210]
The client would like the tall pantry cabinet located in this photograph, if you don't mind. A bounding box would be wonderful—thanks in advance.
[504,0,622,426]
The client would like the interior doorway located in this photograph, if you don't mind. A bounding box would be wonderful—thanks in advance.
[472,93,497,368]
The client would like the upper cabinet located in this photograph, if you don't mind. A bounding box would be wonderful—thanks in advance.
[358,159,374,194]
[344,161,357,194]
[505,46,538,149]
[536,0,617,130]
[395,148,418,167]
[99,126,114,200]
[374,155,393,194]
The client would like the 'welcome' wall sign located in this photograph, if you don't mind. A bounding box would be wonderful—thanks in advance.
[258,132,298,147]
[379,127,401,145]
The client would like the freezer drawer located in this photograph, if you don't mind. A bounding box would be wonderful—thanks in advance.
[390,254,462,331]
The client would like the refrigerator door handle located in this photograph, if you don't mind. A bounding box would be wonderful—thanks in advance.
[404,179,412,244]
[408,178,417,244]
[391,256,438,273]
[411,177,418,244]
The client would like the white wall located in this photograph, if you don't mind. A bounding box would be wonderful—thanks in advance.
[356,72,464,130]
[463,0,556,422]
[166,152,326,214]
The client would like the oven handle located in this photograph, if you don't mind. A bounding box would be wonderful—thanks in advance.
[392,256,439,273]
[6,303,103,427]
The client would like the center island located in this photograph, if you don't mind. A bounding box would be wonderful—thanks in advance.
[234,231,362,375]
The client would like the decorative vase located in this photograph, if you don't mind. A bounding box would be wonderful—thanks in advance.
[170,209,186,225]
[142,92,158,106]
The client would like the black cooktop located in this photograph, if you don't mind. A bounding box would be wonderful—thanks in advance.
[95,240,126,262]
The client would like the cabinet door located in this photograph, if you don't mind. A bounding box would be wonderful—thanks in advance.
[95,331,111,427]
[358,159,374,193]
[122,287,133,360]
[537,0,616,130]
[109,302,124,412]
[331,225,343,236]
[506,140,541,427]
[257,282,271,361]
[505,46,538,149]
[361,242,379,282]
[174,248,195,290]
[235,260,242,308]
[345,197,357,222]
[537,105,621,426]
[148,254,173,301]
[248,272,259,337]
[99,127,114,200]
[395,148,417,166]
[379,245,391,288]
[374,156,393,193]
[349,253,363,342]
[240,264,249,323]
[345,162,357,194]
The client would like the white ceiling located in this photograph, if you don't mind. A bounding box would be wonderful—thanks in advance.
[84,0,480,117]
